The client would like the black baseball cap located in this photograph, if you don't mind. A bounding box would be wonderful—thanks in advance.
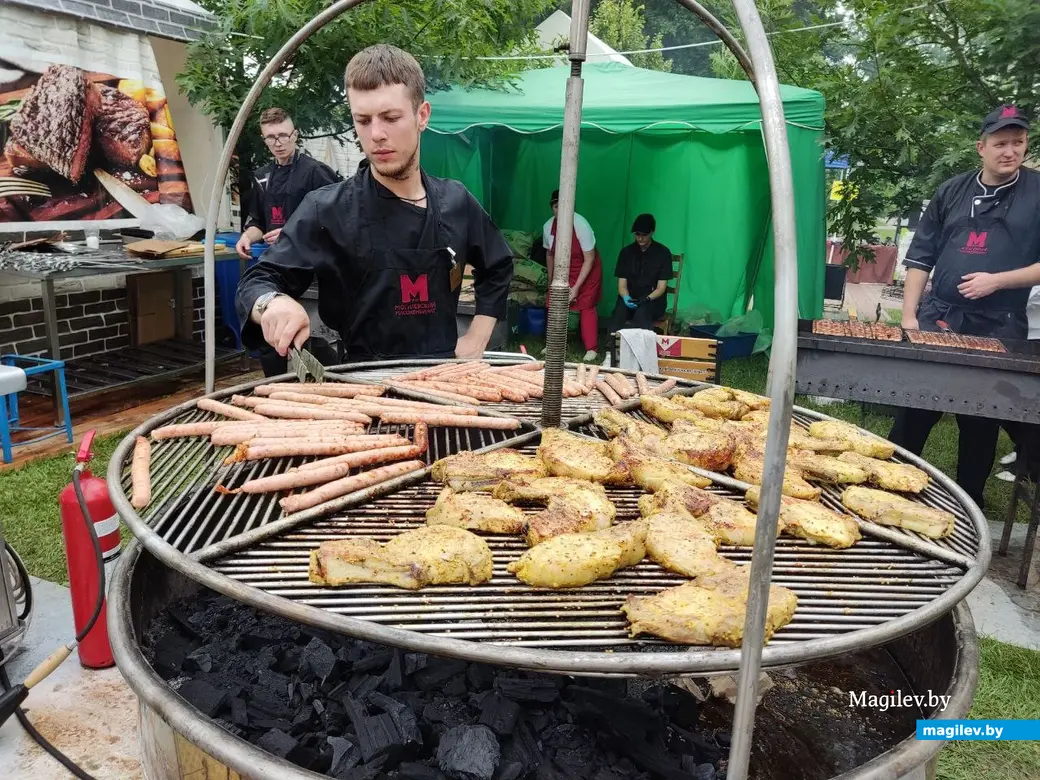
[550,189,559,205]
[632,214,655,234]
[981,105,1030,134]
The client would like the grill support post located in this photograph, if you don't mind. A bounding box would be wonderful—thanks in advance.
[540,0,591,428]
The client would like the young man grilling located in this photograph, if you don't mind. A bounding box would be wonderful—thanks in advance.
[237,46,513,363]
[888,105,1040,508]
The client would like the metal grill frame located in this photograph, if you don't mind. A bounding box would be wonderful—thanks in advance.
[109,359,990,677]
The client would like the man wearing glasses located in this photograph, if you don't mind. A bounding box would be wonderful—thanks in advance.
[236,107,341,260]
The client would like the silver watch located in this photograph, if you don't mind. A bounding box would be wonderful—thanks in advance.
[254,291,283,316]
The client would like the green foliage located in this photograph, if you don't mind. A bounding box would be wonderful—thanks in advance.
[589,0,672,71]
[709,0,1040,270]
[178,0,553,171]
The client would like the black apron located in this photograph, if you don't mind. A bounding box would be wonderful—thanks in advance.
[340,168,460,360]
[258,155,299,232]
[917,206,1028,340]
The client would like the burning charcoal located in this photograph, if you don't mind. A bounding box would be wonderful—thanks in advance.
[467,664,495,692]
[494,678,560,704]
[329,736,360,775]
[437,725,501,780]
[230,697,248,727]
[405,653,429,676]
[479,696,521,736]
[256,728,298,759]
[443,675,468,698]
[353,650,394,674]
[385,651,404,691]
[414,659,469,691]
[423,697,475,728]
[176,679,228,717]
[398,761,448,780]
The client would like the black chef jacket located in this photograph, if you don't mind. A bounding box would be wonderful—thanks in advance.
[905,168,1040,316]
[614,240,674,299]
[236,162,514,361]
[243,151,341,235]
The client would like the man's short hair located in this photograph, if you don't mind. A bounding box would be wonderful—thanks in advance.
[259,107,292,126]
[345,44,426,109]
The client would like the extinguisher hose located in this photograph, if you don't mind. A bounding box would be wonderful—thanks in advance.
[0,465,106,780]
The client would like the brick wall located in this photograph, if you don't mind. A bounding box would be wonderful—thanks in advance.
[4,0,214,43]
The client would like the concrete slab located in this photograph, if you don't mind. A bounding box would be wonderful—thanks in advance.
[0,578,142,779]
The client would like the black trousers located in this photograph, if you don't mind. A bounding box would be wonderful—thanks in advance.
[1004,422,1040,480]
[888,410,999,509]
[257,338,340,378]
[605,296,666,334]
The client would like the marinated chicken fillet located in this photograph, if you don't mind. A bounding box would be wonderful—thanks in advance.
[745,486,861,549]
[309,526,493,589]
[507,521,647,588]
[645,419,735,471]
[622,568,798,647]
[644,513,736,578]
[593,407,665,444]
[426,488,527,534]
[431,449,547,491]
[638,479,717,518]
[841,486,955,538]
[640,395,709,425]
[787,427,850,454]
[538,427,629,484]
[732,456,821,501]
[807,420,895,459]
[608,437,711,490]
[701,499,763,547]
[493,476,617,545]
[837,452,929,493]
[790,451,869,484]
[680,387,751,420]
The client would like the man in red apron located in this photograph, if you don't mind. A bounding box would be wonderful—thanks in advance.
[237,46,513,364]
[543,189,602,361]
[889,105,1040,509]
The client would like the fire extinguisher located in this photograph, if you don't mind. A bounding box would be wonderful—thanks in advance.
[58,430,120,669]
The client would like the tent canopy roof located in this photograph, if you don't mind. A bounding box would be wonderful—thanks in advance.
[427,62,825,135]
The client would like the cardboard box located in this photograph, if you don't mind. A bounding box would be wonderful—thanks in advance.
[128,272,176,345]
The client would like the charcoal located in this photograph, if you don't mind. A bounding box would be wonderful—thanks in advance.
[248,687,293,719]
[714,730,731,748]
[404,653,429,676]
[679,756,698,774]
[469,691,492,710]
[276,646,304,675]
[177,679,227,717]
[328,679,354,702]
[298,682,316,702]
[252,717,294,731]
[399,762,447,780]
[423,697,474,728]
[544,725,594,779]
[288,742,323,769]
[501,721,541,778]
[353,650,394,674]
[385,651,405,690]
[153,636,194,677]
[256,728,298,758]
[414,659,468,691]
[479,696,520,736]
[350,672,385,700]
[184,648,213,674]
[527,711,551,734]
[314,699,326,716]
[494,762,525,780]
[437,725,500,780]
[329,737,360,775]
[257,668,291,695]
[443,675,468,698]
[612,736,686,780]
[167,605,201,638]
[693,765,715,780]
[467,664,495,692]
[357,712,406,762]
[495,678,559,704]
[339,755,388,780]
[590,769,626,780]
[321,660,352,694]
[670,725,720,763]
[291,704,316,733]
[370,692,424,749]
[230,697,249,727]
[535,759,559,780]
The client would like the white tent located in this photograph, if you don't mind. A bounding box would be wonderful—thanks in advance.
[534,10,633,67]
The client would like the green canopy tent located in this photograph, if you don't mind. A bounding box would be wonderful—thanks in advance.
[422,62,826,327]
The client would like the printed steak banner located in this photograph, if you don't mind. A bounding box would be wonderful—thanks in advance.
[0,12,193,226]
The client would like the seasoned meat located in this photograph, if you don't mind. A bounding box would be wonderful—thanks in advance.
[537,427,629,484]
[807,420,895,459]
[431,449,548,491]
[425,487,527,534]
[608,437,712,491]
[837,451,929,493]
[746,486,861,549]
[841,486,955,539]
[6,65,99,182]
[94,85,151,167]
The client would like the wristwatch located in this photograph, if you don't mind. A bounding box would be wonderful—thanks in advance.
[254,291,283,317]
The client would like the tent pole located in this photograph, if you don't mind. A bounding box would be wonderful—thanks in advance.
[541,0,591,428]
[201,0,370,393]
[670,0,756,84]
[721,2,799,779]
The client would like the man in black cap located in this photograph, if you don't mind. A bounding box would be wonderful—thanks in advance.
[888,105,1040,508]
[606,213,674,335]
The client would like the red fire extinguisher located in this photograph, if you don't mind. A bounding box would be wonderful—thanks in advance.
[59,430,121,668]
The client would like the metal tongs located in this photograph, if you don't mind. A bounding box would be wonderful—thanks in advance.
[288,346,326,383]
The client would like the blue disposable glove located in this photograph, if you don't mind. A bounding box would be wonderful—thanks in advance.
[623,295,638,309]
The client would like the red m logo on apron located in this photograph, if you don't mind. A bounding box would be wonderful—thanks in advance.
[965,231,987,249]
[400,274,430,303]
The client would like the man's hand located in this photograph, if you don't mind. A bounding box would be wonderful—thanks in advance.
[263,228,282,244]
[958,272,1002,300]
[259,296,310,357]
[568,287,578,304]
[455,332,485,360]
[623,295,638,310]
[901,315,919,330]
[235,233,252,261]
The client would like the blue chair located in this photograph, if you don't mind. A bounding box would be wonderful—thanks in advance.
[0,355,74,464]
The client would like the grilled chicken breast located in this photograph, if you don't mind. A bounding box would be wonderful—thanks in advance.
[431,449,548,491]
[537,428,629,484]
[644,512,732,578]
[701,499,762,547]
[679,387,751,420]
[646,420,735,472]
[640,395,708,425]
[593,407,665,444]
[841,486,955,538]
[638,479,717,518]
[807,420,895,459]
[837,452,929,493]
[308,526,493,590]
[622,568,798,647]
[790,451,869,485]
[507,521,647,589]
[426,488,527,534]
[745,486,861,549]
[494,476,617,545]
[732,456,821,501]
[608,437,712,490]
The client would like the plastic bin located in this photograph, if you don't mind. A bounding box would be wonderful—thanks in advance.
[689,323,757,361]
[518,305,547,337]
[216,255,260,348]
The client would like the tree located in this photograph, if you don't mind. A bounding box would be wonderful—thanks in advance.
[178,0,553,175]
[588,0,673,71]
[710,0,1040,269]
